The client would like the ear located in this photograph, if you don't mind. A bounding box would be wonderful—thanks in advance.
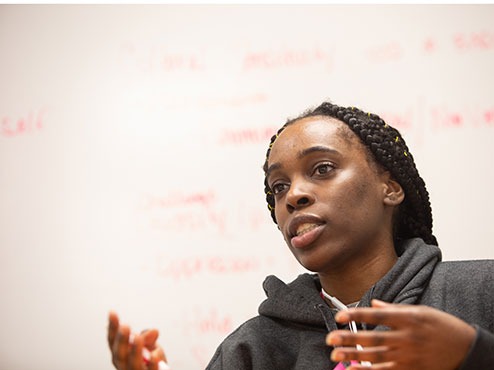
[382,173,404,206]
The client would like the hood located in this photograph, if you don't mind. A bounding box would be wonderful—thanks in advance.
[258,238,442,328]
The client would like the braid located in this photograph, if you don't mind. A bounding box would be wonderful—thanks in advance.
[263,101,438,246]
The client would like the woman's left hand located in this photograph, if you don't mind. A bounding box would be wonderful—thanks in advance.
[326,299,476,370]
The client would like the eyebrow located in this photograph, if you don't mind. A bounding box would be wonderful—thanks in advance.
[266,145,340,178]
[298,145,340,159]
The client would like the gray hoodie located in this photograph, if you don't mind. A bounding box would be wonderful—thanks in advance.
[206,238,494,369]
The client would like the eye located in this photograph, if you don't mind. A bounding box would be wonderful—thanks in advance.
[271,182,288,195]
[313,162,335,176]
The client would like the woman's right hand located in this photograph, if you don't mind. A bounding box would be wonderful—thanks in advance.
[107,311,168,370]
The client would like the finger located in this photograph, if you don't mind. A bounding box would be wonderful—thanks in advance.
[371,299,392,308]
[331,345,397,364]
[148,359,159,370]
[141,329,160,349]
[348,361,396,370]
[128,334,146,370]
[108,311,120,349]
[151,346,168,364]
[149,355,167,370]
[113,324,131,370]
[327,330,403,348]
[335,305,425,328]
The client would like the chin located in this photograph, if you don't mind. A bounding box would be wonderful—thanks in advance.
[291,253,327,273]
[290,242,343,274]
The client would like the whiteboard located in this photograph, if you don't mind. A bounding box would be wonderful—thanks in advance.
[1,5,493,370]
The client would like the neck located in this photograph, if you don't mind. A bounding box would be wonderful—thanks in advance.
[318,244,398,305]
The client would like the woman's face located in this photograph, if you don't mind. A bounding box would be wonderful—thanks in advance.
[266,116,397,273]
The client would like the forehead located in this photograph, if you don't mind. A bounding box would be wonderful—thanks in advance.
[268,116,360,163]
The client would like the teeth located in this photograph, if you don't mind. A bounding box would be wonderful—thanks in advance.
[296,223,319,236]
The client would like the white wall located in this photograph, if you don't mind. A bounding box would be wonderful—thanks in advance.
[1,5,493,370]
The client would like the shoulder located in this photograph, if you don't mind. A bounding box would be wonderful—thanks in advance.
[205,315,301,370]
[206,312,330,370]
[205,316,275,368]
[420,259,494,329]
[430,259,494,284]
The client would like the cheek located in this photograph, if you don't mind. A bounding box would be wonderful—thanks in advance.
[332,173,381,213]
[353,179,373,203]
[273,205,285,227]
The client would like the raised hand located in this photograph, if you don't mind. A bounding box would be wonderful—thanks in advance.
[108,311,168,370]
[326,300,476,370]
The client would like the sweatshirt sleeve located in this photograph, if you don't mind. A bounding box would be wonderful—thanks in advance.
[458,326,494,369]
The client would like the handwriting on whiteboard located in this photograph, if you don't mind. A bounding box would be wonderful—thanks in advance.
[430,105,494,130]
[153,254,263,281]
[1,109,45,138]
[182,307,233,335]
[366,30,494,62]
[119,41,205,73]
[139,190,269,237]
[366,41,403,62]
[242,47,332,71]
[119,42,333,73]
[181,308,232,367]
[453,31,494,51]
[377,110,413,131]
[377,104,494,132]
[142,190,216,209]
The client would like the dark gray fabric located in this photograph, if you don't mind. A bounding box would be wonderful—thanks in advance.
[420,259,494,369]
[206,238,494,369]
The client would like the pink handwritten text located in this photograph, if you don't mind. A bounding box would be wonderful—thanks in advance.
[366,41,403,62]
[1,109,45,138]
[142,190,216,210]
[242,47,330,71]
[119,41,205,73]
[453,31,494,51]
[155,255,262,280]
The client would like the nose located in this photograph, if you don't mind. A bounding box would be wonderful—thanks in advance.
[285,179,315,212]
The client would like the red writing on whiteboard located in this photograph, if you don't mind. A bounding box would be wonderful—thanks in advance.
[1,109,45,137]
[182,308,233,335]
[453,31,494,51]
[366,41,403,62]
[156,255,261,280]
[430,105,494,130]
[484,109,494,125]
[423,37,437,53]
[140,193,270,237]
[219,126,278,145]
[147,206,269,236]
[242,47,330,70]
[378,110,413,130]
[119,41,205,73]
[430,107,464,129]
[142,190,216,210]
[150,209,226,235]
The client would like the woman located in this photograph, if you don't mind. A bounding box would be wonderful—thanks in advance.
[108,101,494,369]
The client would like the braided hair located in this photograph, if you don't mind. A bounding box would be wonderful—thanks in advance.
[263,101,438,246]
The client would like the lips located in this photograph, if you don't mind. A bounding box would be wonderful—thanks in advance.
[287,215,326,249]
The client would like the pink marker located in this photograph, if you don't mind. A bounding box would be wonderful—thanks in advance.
[129,333,171,370]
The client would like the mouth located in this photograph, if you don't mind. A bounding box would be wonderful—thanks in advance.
[287,215,326,249]
[295,223,321,237]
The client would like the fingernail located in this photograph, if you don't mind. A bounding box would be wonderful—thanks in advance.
[331,350,344,362]
[335,311,349,322]
[372,298,387,306]
[326,333,342,346]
